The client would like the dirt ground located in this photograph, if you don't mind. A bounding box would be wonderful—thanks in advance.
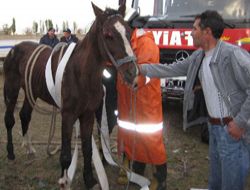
[0,72,248,190]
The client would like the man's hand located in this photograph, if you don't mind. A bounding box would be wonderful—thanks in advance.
[227,120,245,140]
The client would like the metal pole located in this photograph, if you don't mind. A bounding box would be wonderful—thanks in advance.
[153,0,164,16]
[132,0,139,10]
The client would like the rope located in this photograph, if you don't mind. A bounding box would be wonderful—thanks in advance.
[46,45,66,156]
[46,107,60,156]
[24,44,67,156]
[126,89,138,190]
[24,45,57,115]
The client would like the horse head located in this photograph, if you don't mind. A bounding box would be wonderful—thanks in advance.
[92,2,138,86]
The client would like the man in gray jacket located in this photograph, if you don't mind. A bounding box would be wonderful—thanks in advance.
[136,10,250,190]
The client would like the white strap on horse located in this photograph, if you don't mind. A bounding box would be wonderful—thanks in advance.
[100,86,150,190]
[45,43,109,189]
[45,43,64,106]
[45,42,76,107]
[92,136,109,189]
[67,120,79,182]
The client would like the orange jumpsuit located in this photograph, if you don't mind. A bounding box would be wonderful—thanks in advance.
[117,28,167,165]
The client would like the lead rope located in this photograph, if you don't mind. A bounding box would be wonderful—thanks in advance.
[125,88,150,190]
[126,89,137,190]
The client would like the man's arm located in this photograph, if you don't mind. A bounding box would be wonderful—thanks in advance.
[139,56,191,78]
[231,48,250,131]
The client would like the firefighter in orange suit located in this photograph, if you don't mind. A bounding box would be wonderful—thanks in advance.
[117,10,167,190]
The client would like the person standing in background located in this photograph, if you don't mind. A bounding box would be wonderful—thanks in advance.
[39,27,59,48]
[60,28,78,44]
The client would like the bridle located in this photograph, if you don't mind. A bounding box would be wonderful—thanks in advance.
[101,14,138,74]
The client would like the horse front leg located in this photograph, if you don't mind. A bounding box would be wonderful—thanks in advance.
[79,113,98,189]
[58,113,74,190]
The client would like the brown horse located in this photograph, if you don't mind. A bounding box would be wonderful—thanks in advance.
[3,2,137,189]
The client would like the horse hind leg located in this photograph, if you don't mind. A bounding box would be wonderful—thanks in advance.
[19,98,36,155]
[3,77,20,160]
[58,114,75,190]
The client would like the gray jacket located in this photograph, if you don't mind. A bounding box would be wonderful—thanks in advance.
[141,40,250,139]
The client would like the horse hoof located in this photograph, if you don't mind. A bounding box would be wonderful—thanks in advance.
[7,154,15,160]
[58,175,71,190]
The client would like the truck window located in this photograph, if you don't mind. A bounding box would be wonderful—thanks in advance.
[164,0,250,20]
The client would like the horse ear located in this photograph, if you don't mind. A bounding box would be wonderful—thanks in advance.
[118,0,126,17]
[91,2,103,17]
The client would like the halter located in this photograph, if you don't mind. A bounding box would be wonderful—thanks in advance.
[101,14,138,72]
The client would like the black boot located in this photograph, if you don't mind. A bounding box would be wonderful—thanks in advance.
[133,161,146,175]
[150,163,167,190]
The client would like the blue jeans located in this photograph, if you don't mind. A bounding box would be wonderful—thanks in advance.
[208,123,250,190]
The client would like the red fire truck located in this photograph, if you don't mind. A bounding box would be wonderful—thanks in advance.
[129,0,250,142]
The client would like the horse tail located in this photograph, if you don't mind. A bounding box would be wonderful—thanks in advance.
[3,80,7,106]
[3,47,18,75]
[3,46,21,106]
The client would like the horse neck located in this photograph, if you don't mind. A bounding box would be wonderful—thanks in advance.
[79,24,106,70]
[74,30,104,83]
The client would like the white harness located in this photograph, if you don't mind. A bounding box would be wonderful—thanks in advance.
[45,42,76,107]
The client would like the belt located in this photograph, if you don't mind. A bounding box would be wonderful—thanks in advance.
[209,116,233,126]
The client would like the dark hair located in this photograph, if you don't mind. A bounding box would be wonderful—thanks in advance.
[48,27,55,32]
[195,10,225,39]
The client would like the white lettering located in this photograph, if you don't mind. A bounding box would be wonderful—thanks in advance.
[152,31,162,45]
[163,31,169,45]
[150,30,194,47]
[184,31,193,46]
[170,31,181,46]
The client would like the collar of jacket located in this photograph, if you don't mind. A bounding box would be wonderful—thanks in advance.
[210,40,223,64]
